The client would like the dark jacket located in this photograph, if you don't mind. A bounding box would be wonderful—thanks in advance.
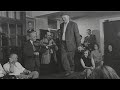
[84,34,97,50]
[60,21,81,51]
[23,40,40,71]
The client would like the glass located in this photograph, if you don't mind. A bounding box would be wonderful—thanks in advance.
[17,24,22,35]
[10,35,16,46]
[9,24,16,46]
[9,23,16,35]
[1,23,8,34]
[8,11,15,18]
[16,11,20,19]
[48,19,57,29]
[0,11,7,17]
[17,24,23,46]
[17,35,22,46]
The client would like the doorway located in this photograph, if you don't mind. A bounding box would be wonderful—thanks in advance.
[101,18,120,76]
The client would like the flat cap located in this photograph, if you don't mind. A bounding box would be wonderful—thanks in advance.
[27,29,35,34]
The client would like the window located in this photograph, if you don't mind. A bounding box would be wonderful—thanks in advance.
[48,19,57,29]
[8,11,15,18]
[9,23,16,46]
[0,11,7,17]
[16,11,20,19]
[17,24,23,46]
[1,23,8,35]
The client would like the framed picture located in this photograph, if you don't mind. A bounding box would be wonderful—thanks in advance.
[26,17,35,30]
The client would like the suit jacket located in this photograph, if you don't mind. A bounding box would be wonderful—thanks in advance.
[23,40,40,71]
[60,21,81,51]
[84,34,97,45]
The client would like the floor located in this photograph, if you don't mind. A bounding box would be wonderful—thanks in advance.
[39,72,85,79]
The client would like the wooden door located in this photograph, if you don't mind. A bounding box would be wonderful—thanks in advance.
[104,20,120,76]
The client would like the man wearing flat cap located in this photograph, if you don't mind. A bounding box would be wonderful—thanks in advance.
[59,14,83,76]
[23,29,40,73]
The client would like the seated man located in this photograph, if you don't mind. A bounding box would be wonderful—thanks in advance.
[3,53,39,79]
[0,63,6,79]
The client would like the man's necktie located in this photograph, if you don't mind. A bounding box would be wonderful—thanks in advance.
[33,42,36,51]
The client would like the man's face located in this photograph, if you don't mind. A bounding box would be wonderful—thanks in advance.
[108,45,112,52]
[30,32,37,41]
[9,54,18,63]
[84,51,89,57]
[87,30,91,35]
[62,15,69,23]
[47,34,51,39]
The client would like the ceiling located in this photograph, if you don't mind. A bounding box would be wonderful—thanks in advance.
[33,11,120,20]
[31,11,60,17]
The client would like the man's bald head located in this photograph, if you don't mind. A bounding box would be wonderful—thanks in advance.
[9,53,18,63]
[62,14,70,23]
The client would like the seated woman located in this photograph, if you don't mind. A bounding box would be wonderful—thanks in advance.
[80,50,95,78]
[91,43,103,68]
[104,44,116,65]
[88,63,120,79]
[3,53,39,79]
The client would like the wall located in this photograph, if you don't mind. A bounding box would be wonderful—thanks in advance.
[35,17,48,39]
[26,11,33,18]
[73,13,120,55]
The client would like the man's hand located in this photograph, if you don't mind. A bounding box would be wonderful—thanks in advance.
[26,70,31,74]
[34,52,39,55]
[46,46,48,49]
[78,46,84,51]
[90,67,95,70]
[23,69,31,74]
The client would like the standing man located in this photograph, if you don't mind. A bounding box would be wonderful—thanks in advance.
[60,14,82,76]
[23,29,40,72]
[83,29,97,51]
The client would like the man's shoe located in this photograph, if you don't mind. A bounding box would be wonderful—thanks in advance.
[65,72,71,76]
[70,71,74,74]
[65,71,74,76]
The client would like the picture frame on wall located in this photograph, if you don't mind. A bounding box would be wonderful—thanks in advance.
[26,17,35,40]
[26,17,35,31]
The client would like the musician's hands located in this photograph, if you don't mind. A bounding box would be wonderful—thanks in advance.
[78,46,84,51]
[46,46,48,49]
[84,42,88,47]
[34,52,39,55]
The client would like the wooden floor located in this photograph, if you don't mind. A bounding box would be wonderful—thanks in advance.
[39,73,65,79]
[39,72,85,79]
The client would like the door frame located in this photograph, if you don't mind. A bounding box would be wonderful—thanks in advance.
[100,17,120,55]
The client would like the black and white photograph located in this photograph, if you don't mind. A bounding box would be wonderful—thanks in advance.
[0,11,120,79]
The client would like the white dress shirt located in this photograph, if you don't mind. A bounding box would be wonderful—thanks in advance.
[3,62,25,76]
[30,40,36,51]
[62,21,69,41]
[0,63,5,77]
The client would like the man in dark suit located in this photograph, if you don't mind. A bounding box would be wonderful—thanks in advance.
[83,29,97,51]
[23,29,40,72]
[59,14,82,76]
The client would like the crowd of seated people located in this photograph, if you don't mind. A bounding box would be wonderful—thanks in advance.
[72,29,120,79]
[69,42,120,79]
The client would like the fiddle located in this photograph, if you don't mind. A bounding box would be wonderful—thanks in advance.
[34,39,41,47]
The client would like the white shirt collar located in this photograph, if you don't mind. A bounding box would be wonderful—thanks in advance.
[30,40,33,45]
[64,20,69,25]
